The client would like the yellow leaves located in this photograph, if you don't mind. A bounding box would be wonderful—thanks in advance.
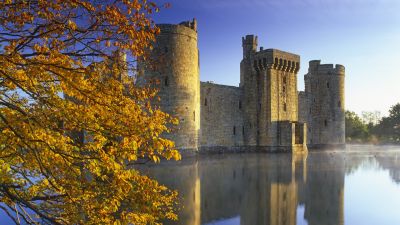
[128,154,138,161]
[0,160,11,174]
[20,12,34,23]
[171,118,180,125]
[0,0,178,224]
[3,41,17,53]
[67,19,77,30]
[33,43,50,53]
[151,155,160,163]
[77,0,95,11]
[3,79,17,90]
[171,150,182,161]
[14,69,26,81]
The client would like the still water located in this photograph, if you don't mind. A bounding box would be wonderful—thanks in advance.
[141,145,400,225]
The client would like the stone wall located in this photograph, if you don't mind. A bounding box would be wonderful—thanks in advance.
[200,82,244,148]
[298,91,311,144]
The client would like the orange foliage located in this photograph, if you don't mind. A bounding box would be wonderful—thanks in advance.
[0,0,179,224]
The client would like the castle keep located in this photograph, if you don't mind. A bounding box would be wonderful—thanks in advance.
[140,19,345,152]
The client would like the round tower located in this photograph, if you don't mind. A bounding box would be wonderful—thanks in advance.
[140,19,200,152]
[331,64,345,145]
[306,61,345,148]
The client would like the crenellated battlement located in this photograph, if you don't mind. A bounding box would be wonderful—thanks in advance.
[157,19,198,40]
[179,18,198,32]
[252,49,300,73]
[242,35,258,58]
[308,60,345,76]
[335,64,345,74]
[242,35,258,47]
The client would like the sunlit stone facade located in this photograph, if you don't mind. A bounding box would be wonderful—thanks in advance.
[141,19,345,152]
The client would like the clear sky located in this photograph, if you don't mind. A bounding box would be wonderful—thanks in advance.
[153,0,400,116]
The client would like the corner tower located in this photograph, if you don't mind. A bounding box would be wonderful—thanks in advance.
[302,60,345,148]
[139,19,200,152]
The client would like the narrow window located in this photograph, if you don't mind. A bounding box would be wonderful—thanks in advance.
[165,47,168,53]
[239,101,242,109]
[283,103,287,112]
[242,126,245,135]
[193,111,195,121]
[283,76,287,84]
[164,76,169,86]
[233,126,236,135]
[204,98,208,106]
[338,100,341,107]
[283,86,286,92]
[327,82,330,88]
[324,120,328,127]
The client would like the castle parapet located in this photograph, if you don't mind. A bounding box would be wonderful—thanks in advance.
[252,49,300,73]
[242,35,258,47]
[309,60,321,70]
[335,64,345,74]
[308,60,345,76]
[179,18,197,32]
[157,19,198,40]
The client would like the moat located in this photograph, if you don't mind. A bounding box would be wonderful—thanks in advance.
[141,145,400,225]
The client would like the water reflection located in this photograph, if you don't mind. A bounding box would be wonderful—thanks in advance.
[140,146,400,225]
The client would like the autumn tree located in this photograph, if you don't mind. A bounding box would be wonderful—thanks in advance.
[0,0,180,224]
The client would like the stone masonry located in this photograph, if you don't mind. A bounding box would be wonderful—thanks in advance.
[141,19,345,153]
[298,60,345,149]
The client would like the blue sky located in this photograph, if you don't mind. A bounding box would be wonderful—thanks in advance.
[153,0,400,116]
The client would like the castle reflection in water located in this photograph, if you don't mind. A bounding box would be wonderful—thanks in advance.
[139,146,400,225]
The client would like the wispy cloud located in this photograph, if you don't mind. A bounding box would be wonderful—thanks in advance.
[170,0,400,12]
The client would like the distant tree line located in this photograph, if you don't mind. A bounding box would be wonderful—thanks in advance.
[346,103,400,144]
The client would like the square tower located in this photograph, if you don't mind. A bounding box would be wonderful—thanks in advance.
[241,37,307,152]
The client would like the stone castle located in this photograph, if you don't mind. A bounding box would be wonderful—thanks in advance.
[140,19,345,153]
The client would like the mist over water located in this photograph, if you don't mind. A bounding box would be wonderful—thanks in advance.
[141,145,400,225]
[1,146,399,224]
